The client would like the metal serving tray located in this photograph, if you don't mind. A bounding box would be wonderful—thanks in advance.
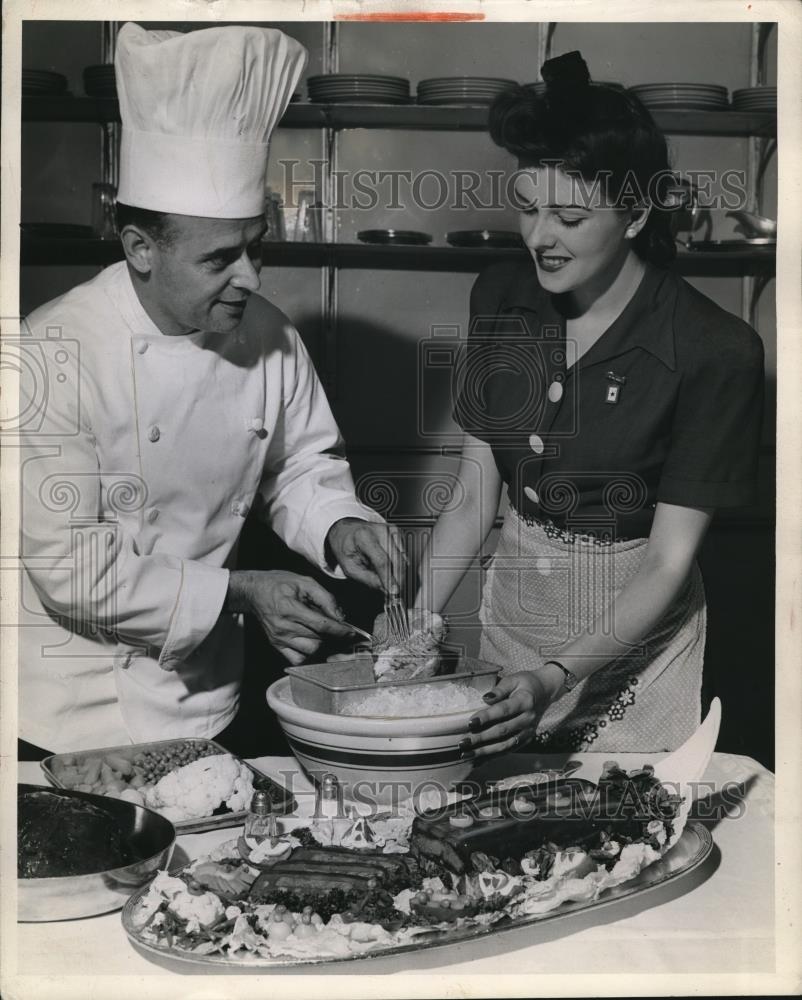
[40,738,296,835]
[122,822,714,970]
[285,647,500,714]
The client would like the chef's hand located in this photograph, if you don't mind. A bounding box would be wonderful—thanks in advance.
[461,669,564,759]
[226,569,354,665]
[325,518,406,595]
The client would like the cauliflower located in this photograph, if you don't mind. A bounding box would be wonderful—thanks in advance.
[168,889,224,932]
[144,753,255,820]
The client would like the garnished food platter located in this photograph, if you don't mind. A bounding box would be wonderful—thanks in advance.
[120,819,712,969]
[118,709,721,971]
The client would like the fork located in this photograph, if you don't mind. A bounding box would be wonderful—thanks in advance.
[384,593,411,643]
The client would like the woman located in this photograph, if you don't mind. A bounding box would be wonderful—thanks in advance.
[418,51,764,757]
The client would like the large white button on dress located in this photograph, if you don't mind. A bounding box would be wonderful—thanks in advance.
[548,381,563,403]
[148,425,161,443]
[137,340,149,355]
[524,486,539,504]
[529,433,545,455]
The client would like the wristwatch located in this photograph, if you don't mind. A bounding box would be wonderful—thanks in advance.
[543,659,579,692]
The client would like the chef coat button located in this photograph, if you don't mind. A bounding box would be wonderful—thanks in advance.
[146,507,159,524]
[137,340,149,355]
[248,417,267,438]
[148,425,161,443]
[548,381,563,403]
[524,486,539,504]
[528,433,545,455]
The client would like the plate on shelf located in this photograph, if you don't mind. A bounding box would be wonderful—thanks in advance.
[522,81,624,93]
[357,229,432,245]
[308,73,410,85]
[628,83,729,110]
[446,230,524,248]
[417,77,514,105]
[22,69,68,96]
[418,76,516,87]
[308,74,410,105]
[311,94,412,105]
[684,238,776,252]
[40,737,297,835]
[83,64,117,97]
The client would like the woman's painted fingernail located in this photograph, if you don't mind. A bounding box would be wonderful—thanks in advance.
[458,738,472,754]
[483,692,497,702]
[468,717,482,733]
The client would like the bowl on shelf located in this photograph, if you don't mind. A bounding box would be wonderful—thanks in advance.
[267,661,498,803]
[18,783,175,922]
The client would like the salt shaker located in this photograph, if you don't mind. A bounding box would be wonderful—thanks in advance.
[244,789,277,847]
[315,773,345,819]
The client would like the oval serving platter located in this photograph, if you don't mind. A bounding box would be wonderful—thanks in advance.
[122,821,713,970]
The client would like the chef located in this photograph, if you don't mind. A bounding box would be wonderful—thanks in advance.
[19,23,402,755]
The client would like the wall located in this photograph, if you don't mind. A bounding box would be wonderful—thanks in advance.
[19,20,777,765]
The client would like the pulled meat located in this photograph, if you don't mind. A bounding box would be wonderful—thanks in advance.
[372,610,447,682]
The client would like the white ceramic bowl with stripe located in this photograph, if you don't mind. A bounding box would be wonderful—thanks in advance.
[266,677,478,804]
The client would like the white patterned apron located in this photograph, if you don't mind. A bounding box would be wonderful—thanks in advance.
[479,508,706,752]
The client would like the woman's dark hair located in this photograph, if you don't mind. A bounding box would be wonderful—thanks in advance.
[489,51,677,267]
[115,202,175,247]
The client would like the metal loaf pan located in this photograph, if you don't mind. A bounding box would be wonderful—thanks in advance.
[40,737,296,835]
[285,647,500,714]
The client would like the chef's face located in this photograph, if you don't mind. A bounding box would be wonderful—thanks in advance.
[514,166,633,306]
[147,215,266,335]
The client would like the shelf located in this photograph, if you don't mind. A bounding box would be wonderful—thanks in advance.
[21,97,777,137]
[20,237,777,277]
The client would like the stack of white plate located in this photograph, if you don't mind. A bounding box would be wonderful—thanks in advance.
[307,74,411,104]
[732,86,777,113]
[628,83,729,110]
[357,229,432,246]
[417,77,516,105]
[447,230,523,248]
[523,80,624,94]
[23,68,67,96]
[83,65,116,98]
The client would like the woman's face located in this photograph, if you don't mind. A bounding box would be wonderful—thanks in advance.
[514,166,633,304]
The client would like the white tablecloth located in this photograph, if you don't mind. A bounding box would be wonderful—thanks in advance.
[12,751,776,988]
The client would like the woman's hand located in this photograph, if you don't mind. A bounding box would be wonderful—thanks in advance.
[461,669,564,759]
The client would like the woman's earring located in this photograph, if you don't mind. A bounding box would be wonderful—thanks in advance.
[625,228,637,239]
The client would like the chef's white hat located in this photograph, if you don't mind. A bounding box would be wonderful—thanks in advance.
[115,23,307,218]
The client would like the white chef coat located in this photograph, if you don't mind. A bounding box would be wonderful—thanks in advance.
[19,261,383,752]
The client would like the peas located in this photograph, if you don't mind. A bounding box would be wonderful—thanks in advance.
[132,741,221,789]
